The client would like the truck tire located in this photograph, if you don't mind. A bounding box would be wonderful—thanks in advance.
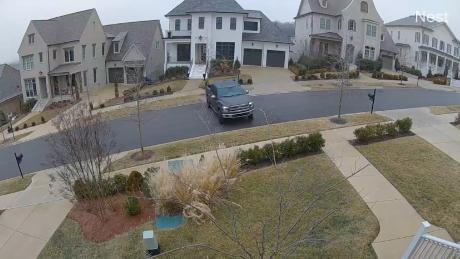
[248,114,254,120]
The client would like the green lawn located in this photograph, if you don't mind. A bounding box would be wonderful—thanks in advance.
[0,174,33,196]
[40,154,379,258]
[356,136,460,241]
[111,113,388,172]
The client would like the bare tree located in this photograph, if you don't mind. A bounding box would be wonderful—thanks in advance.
[47,103,116,220]
[133,66,145,156]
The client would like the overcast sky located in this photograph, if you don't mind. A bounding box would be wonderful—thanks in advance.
[0,0,458,64]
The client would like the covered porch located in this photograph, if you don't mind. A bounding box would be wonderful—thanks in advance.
[164,39,192,70]
[417,46,460,77]
[48,63,83,101]
[309,32,342,58]
[107,61,146,85]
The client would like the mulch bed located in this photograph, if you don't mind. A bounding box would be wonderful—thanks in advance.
[68,194,155,243]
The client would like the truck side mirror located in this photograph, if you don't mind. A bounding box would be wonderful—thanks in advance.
[245,90,249,94]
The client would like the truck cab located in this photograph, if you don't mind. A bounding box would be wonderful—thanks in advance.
[206,80,254,124]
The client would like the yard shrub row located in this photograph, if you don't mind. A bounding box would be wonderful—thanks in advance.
[164,66,189,80]
[238,132,325,166]
[294,70,359,81]
[356,57,383,72]
[354,117,413,144]
[372,71,408,81]
[402,66,422,77]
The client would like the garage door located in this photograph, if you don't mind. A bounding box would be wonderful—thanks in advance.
[108,68,124,83]
[243,49,262,66]
[381,55,394,70]
[266,50,286,68]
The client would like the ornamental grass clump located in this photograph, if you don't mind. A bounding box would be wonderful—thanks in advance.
[150,154,240,224]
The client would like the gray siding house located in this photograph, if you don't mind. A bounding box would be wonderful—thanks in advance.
[17,9,164,111]
[0,64,22,116]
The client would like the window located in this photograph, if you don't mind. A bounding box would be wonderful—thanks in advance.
[187,19,192,31]
[53,49,57,60]
[102,43,105,56]
[28,34,35,44]
[82,45,86,60]
[175,19,181,31]
[39,52,43,62]
[422,34,429,45]
[113,42,120,53]
[366,24,377,37]
[216,42,235,60]
[22,55,33,70]
[92,44,96,58]
[93,68,97,83]
[364,46,375,59]
[440,41,445,51]
[177,44,191,61]
[348,20,356,31]
[447,44,452,54]
[64,48,74,62]
[432,38,438,48]
[83,71,87,87]
[320,18,331,30]
[438,56,444,67]
[216,17,222,30]
[398,31,401,40]
[361,1,368,13]
[199,17,205,29]
[381,34,384,41]
[24,78,37,97]
[415,32,421,43]
[338,19,342,30]
[319,0,328,8]
[421,51,428,63]
[244,21,259,31]
[230,17,237,30]
[455,47,459,57]
[429,53,437,65]
[415,51,419,62]
[155,41,160,49]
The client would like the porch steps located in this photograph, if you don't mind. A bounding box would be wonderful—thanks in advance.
[189,64,207,80]
[31,98,50,112]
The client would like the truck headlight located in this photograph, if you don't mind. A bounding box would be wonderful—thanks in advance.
[222,106,229,112]
[249,102,254,108]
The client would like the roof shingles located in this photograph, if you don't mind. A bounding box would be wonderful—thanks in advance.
[0,65,21,103]
[166,0,247,16]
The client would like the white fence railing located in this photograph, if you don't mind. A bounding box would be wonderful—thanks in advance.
[402,221,460,259]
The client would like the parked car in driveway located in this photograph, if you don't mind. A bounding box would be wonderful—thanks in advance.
[206,80,254,124]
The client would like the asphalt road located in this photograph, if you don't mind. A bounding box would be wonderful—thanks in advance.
[1,88,460,180]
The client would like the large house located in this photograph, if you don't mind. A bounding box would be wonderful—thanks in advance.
[17,9,164,111]
[163,0,292,79]
[386,15,460,77]
[0,64,22,116]
[293,0,398,70]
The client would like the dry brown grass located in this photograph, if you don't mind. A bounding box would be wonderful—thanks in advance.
[431,105,460,115]
[199,74,252,89]
[356,135,460,241]
[110,113,388,171]
[0,174,33,196]
[100,95,203,121]
[0,131,33,146]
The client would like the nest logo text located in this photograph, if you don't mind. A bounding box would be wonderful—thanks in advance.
[415,11,448,23]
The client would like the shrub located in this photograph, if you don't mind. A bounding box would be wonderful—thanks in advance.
[307,68,329,74]
[31,122,36,127]
[73,179,90,200]
[396,118,412,134]
[290,63,307,76]
[153,90,158,96]
[124,197,141,216]
[454,113,460,125]
[349,70,360,79]
[427,68,433,78]
[294,75,299,81]
[354,126,375,143]
[298,55,332,70]
[127,171,144,192]
[21,99,37,113]
[403,66,422,77]
[23,123,28,129]
[358,58,383,72]
[247,78,253,85]
[89,102,94,111]
[165,66,189,79]
[166,86,172,93]
[233,59,241,70]
[431,77,447,85]
[306,132,326,152]
[160,88,165,95]
[288,58,294,67]
[238,79,244,84]
[7,127,13,133]
[99,103,105,109]
[113,174,128,193]
[14,126,19,131]
[374,124,386,139]
[320,72,325,79]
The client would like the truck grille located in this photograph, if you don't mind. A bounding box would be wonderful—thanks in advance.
[228,104,251,112]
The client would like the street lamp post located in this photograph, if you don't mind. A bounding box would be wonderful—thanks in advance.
[8,114,15,141]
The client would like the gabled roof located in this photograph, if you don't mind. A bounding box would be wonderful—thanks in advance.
[380,28,398,53]
[0,64,21,103]
[104,20,162,62]
[242,10,291,44]
[31,9,94,45]
[166,0,247,16]
[296,0,352,18]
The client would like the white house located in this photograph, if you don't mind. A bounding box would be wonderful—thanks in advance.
[17,9,164,111]
[294,0,398,69]
[163,0,292,79]
[386,15,460,77]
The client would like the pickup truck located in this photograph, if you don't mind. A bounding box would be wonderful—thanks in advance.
[206,80,254,124]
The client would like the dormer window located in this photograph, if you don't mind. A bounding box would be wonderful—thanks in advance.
[319,0,328,8]
[244,21,259,31]
[28,34,35,44]
[361,1,368,13]
[113,42,120,53]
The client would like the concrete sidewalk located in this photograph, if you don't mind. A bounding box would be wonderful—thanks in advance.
[0,170,72,259]
[380,107,460,163]
[322,127,453,259]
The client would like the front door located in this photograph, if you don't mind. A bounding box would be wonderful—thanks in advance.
[39,77,48,99]
[196,44,207,64]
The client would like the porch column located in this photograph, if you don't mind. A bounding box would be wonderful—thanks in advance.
[164,41,168,72]
[123,66,127,84]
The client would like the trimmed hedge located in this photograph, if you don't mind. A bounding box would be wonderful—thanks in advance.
[354,117,413,144]
[124,197,141,216]
[238,133,325,166]
[402,66,422,77]
[372,71,408,81]
[164,66,189,79]
[357,58,383,72]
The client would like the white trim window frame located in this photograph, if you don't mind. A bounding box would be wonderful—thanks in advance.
[366,24,377,37]
[22,55,33,70]
[113,42,120,53]
[64,47,75,63]
[24,78,37,97]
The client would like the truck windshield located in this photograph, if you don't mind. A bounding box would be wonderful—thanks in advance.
[217,86,246,97]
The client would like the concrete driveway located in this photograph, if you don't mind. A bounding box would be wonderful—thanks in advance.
[240,66,307,95]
